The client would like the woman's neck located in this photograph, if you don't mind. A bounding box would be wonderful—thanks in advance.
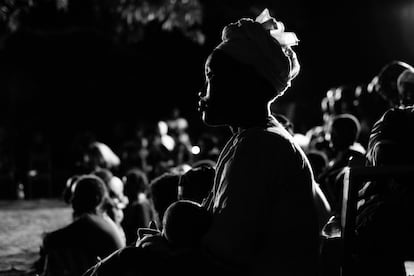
[230,105,270,133]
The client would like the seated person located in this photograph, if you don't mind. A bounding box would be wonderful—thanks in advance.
[319,113,366,214]
[356,106,414,276]
[93,168,128,243]
[36,175,125,276]
[121,168,154,245]
[140,200,212,250]
[83,200,212,276]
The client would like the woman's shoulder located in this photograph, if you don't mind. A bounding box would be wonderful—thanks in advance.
[240,123,292,145]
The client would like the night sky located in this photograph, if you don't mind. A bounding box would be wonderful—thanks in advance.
[1,0,414,139]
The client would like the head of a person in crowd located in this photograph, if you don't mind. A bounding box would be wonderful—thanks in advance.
[149,172,181,228]
[178,164,215,203]
[397,68,414,107]
[198,9,300,129]
[123,168,149,203]
[108,175,129,209]
[372,60,414,107]
[71,174,108,218]
[328,114,361,152]
[82,142,106,172]
[162,200,212,249]
[367,107,414,166]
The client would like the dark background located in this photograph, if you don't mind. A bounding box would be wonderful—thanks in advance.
[1,0,414,134]
[0,0,414,194]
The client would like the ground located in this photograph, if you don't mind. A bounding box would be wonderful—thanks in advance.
[0,199,71,276]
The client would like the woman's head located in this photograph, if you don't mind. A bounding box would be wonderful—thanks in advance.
[198,9,300,127]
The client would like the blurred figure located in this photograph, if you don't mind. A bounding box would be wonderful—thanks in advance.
[76,140,121,175]
[121,168,154,245]
[36,175,125,276]
[321,85,360,120]
[166,107,194,166]
[307,150,329,183]
[118,128,150,176]
[319,114,366,214]
[146,123,175,180]
[93,168,127,243]
[26,130,53,198]
[192,132,220,165]
[356,106,414,276]
[397,68,414,107]
[166,107,189,135]
[273,112,310,150]
[147,172,181,229]
[306,125,332,159]
[371,60,414,108]
[84,200,213,276]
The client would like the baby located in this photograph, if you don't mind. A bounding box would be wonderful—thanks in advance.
[137,200,212,250]
[162,200,212,249]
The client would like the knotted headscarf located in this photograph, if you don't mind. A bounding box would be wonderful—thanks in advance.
[215,9,300,96]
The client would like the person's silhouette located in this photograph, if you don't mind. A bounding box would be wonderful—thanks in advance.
[198,8,319,276]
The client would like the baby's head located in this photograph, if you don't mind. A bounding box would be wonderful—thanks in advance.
[162,200,212,249]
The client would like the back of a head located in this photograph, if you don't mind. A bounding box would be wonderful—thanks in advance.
[398,68,414,107]
[330,114,361,150]
[124,168,149,202]
[178,165,215,203]
[375,60,414,107]
[71,175,108,216]
[162,200,212,248]
[149,172,181,223]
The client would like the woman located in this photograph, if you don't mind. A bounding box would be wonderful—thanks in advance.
[83,9,322,276]
[198,9,320,276]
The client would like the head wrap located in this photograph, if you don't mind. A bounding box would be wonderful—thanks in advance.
[215,9,300,95]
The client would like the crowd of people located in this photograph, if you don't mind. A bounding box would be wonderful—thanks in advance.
[1,7,414,276]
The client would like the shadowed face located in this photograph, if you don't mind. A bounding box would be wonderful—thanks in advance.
[198,52,238,127]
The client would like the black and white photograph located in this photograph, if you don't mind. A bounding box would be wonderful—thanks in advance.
[1,0,414,275]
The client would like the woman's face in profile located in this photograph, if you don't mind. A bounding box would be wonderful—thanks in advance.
[198,52,238,127]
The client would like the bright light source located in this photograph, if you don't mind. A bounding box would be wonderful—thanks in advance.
[191,146,201,155]
[28,170,38,177]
